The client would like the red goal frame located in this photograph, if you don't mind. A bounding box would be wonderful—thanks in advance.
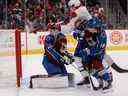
[15,29,22,87]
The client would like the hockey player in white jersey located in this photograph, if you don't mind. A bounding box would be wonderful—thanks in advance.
[67,0,128,90]
[67,0,128,73]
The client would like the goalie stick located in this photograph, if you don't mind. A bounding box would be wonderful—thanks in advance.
[46,47,74,65]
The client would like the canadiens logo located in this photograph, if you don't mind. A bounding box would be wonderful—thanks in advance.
[110,31,123,45]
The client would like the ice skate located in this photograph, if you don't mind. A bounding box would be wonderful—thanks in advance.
[77,77,90,86]
[102,80,113,93]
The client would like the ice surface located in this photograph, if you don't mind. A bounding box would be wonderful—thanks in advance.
[0,51,128,96]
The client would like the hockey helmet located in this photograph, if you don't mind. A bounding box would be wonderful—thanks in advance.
[86,17,103,29]
[68,0,81,7]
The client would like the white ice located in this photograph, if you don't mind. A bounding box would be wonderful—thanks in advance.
[0,51,128,96]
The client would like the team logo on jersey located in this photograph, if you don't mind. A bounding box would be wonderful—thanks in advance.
[110,31,123,45]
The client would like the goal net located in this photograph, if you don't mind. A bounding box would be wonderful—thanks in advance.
[0,29,82,88]
[0,29,49,88]
[0,29,22,87]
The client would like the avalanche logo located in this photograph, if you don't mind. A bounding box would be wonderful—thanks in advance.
[110,31,123,45]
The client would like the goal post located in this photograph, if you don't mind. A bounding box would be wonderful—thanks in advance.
[15,29,22,87]
[0,29,22,87]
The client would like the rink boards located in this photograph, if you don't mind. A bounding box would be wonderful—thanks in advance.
[0,30,128,56]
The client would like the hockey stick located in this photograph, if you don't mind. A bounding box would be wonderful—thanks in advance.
[88,72,99,90]
[104,54,128,73]
[46,47,69,65]
[111,63,128,73]
[71,63,98,90]
[87,68,101,91]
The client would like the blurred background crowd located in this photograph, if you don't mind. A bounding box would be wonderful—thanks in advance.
[0,0,128,32]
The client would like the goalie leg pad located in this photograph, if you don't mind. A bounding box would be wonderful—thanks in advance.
[29,73,75,88]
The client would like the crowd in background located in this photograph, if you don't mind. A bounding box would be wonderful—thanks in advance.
[0,0,127,31]
[0,0,69,31]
